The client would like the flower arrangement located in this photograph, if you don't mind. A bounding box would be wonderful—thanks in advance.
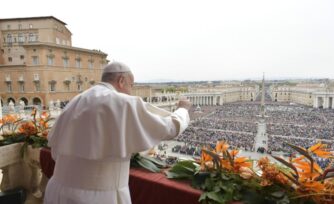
[0,108,54,154]
[166,141,334,204]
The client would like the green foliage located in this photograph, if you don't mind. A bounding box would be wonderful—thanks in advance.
[166,159,314,204]
[0,134,25,146]
[165,160,198,179]
[0,110,53,158]
[130,153,167,173]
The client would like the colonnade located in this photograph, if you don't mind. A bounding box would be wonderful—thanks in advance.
[186,95,222,106]
[313,94,334,109]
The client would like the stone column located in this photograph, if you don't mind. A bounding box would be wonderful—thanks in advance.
[313,96,318,108]
[324,96,329,109]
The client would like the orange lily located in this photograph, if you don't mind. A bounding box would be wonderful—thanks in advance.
[19,122,38,136]
[230,149,239,158]
[300,180,325,193]
[200,147,213,170]
[308,143,332,158]
[1,114,19,124]
[234,157,252,171]
[40,111,50,119]
[215,141,229,153]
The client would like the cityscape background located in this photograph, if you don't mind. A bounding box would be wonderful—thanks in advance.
[1,0,334,82]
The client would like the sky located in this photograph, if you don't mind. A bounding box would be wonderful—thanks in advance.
[1,0,334,82]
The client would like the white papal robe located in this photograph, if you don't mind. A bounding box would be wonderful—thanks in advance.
[44,82,190,204]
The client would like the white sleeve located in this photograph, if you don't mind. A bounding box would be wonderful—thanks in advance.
[144,102,190,137]
[121,98,190,154]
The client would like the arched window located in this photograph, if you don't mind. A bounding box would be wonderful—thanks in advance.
[20,97,28,105]
[7,97,15,105]
[32,97,42,105]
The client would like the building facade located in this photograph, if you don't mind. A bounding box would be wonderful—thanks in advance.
[186,82,259,105]
[0,16,108,107]
[269,81,334,109]
[131,82,259,112]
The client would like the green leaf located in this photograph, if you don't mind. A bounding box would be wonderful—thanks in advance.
[136,157,161,173]
[165,171,193,179]
[220,173,231,181]
[192,172,210,187]
[199,192,208,202]
[206,191,225,203]
[270,191,285,198]
[141,155,167,168]
[169,160,197,174]
[167,160,197,179]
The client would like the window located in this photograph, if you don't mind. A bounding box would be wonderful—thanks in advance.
[29,33,33,42]
[88,62,93,69]
[35,82,41,92]
[7,83,12,92]
[56,37,60,44]
[75,59,81,68]
[47,56,54,65]
[29,33,36,42]
[20,55,24,60]
[19,83,25,92]
[5,74,11,82]
[32,56,39,65]
[77,83,82,92]
[50,83,56,92]
[64,83,70,91]
[7,25,10,30]
[29,24,33,29]
[18,24,22,30]
[8,57,12,62]
[7,34,12,45]
[33,74,39,81]
[18,33,24,43]
[63,58,69,68]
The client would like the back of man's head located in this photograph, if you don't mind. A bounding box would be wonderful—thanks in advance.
[101,62,132,82]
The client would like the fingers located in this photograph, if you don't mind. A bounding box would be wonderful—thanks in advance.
[177,98,192,110]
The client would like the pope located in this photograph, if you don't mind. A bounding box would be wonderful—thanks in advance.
[44,61,191,204]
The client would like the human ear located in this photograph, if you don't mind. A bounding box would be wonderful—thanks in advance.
[118,75,125,89]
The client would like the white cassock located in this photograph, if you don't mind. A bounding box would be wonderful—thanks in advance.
[44,82,190,204]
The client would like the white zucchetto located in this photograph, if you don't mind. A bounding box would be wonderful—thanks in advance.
[102,62,131,74]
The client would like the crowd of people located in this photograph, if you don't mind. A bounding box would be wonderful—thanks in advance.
[176,127,255,151]
[173,102,334,155]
